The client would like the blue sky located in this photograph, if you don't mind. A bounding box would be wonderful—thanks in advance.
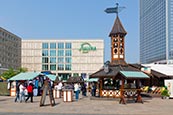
[0,0,139,63]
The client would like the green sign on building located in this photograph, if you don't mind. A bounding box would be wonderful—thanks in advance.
[79,42,96,53]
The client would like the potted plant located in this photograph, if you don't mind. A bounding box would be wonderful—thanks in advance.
[161,89,170,99]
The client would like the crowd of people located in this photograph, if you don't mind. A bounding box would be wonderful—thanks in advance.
[14,79,98,103]
[14,82,34,103]
[53,82,97,101]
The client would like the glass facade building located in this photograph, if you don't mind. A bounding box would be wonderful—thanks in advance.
[22,39,104,80]
[42,42,72,71]
[140,0,173,64]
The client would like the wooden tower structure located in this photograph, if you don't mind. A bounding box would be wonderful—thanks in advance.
[110,15,127,65]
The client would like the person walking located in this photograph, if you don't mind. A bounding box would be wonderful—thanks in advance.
[19,83,26,103]
[14,82,20,102]
[74,83,79,101]
[81,83,87,96]
[25,83,34,103]
[91,83,96,97]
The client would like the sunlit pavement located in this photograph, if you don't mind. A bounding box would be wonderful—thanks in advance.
[0,95,173,115]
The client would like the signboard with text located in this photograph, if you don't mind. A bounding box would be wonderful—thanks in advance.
[79,42,96,53]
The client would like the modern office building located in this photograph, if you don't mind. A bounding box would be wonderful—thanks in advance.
[22,39,104,80]
[140,0,173,64]
[0,27,21,74]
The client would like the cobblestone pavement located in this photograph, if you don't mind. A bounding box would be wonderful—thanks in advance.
[0,95,173,115]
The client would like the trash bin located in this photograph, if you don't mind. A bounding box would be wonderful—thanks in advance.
[53,89,61,98]
[63,89,73,102]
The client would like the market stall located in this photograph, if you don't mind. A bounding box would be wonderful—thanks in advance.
[90,64,150,104]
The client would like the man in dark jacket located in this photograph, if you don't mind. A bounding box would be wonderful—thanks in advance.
[14,82,20,102]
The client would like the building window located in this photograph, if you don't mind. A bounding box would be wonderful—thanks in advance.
[42,43,48,49]
[50,57,56,63]
[58,50,64,56]
[58,64,64,70]
[73,73,79,77]
[81,73,87,79]
[58,42,64,49]
[65,43,72,49]
[65,50,72,56]
[50,43,56,49]
[42,64,48,70]
[58,57,64,63]
[50,50,56,56]
[42,57,49,63]
[65,57,71,63]
[42,50,48,56]
[65,64,71,70]
[50,64,56,70]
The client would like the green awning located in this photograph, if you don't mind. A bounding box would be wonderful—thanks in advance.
[85,78,98,82]
[9,72,40,81]
[45,74,57,81]
[119,71,150,79]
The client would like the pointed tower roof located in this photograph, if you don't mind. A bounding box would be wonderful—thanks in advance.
[109,16,127,37]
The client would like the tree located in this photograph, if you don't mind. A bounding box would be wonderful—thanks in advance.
[1,67,28,80]
[17,67,28,73]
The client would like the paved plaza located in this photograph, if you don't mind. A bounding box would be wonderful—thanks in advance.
[0,95,173,115]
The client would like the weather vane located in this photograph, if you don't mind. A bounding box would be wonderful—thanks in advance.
[104,3,125,16]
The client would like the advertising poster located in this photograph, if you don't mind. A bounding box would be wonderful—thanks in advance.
[164,80,173,98]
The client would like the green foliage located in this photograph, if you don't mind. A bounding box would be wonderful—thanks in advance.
[0,82,10,96]
[17,67,28,73]
[1,67,28,79]
[161,89,170,97]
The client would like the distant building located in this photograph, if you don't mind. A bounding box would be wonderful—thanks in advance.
[140,0,173,64]
[22,39,104,80]
[0,27,21,74]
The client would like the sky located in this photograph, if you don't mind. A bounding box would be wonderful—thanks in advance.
[0,0,139,63]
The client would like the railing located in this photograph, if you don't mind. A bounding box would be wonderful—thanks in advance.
[120,89,143,104]
[101,89,143,104]
[101,90,121,98]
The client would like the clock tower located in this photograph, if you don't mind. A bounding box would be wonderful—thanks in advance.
[109,16,127,65]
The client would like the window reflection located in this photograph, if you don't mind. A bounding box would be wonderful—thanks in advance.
[50,50,56,56]
[65,57,71,63]
[58,43,64,49]
[50,43,56,49]
[58,50,64,56]
[65,64,71,70]
[58,57,64,63]
[42,50,48,56]
[50,64,56,70]
[65,42,72,49]
[42,64,48,70]
[65,50,72,56]
[50,57,56,63]
[58,64,64,70]
[42,57,49,63]
[42,43,48,49]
